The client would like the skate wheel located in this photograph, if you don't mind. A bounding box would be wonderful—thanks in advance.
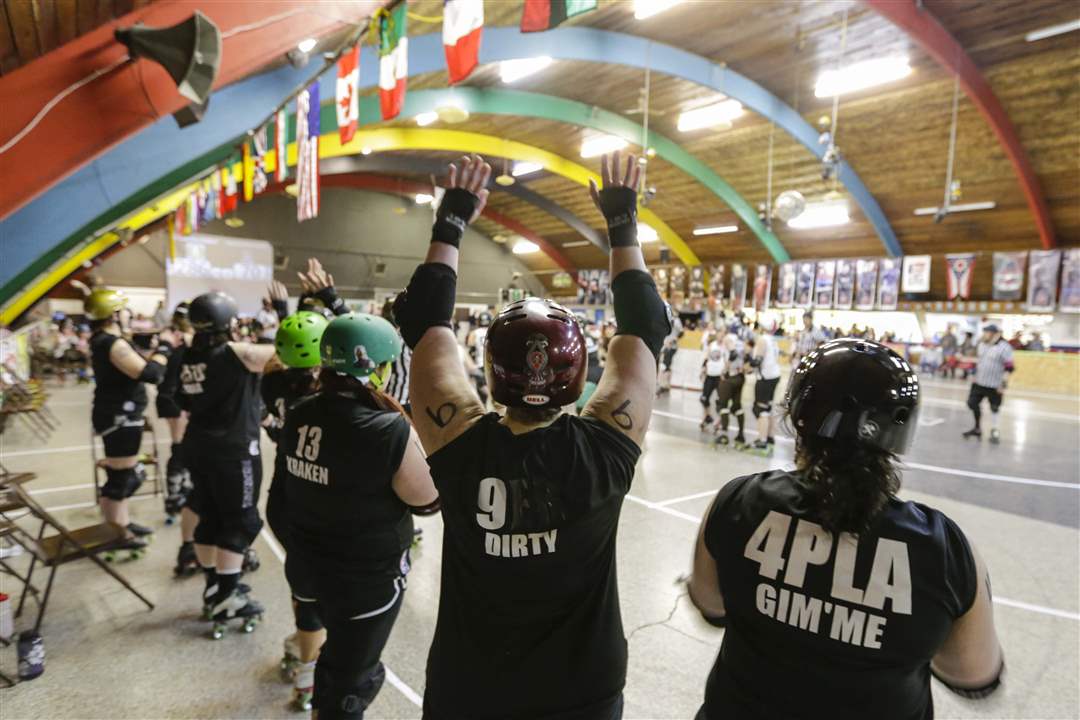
[243,617,259,633]
[211,626,225,640]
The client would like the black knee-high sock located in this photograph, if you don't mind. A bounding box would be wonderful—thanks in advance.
[736,411,745,435]
[971,404,981,429]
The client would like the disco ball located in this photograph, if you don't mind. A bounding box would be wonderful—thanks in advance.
[773,190,806,221]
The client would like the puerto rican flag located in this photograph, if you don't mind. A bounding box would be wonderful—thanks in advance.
[336,45,360,144]
[443,0,483,84]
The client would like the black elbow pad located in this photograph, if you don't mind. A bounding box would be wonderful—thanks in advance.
[409,498,442,516]
[701,613,727,629]
[931,662,1004,699]
[393,263,457,349]
[612,269,671,362]
[138,360,167,385]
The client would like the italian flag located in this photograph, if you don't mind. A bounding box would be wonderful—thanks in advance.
[379,4,408,120]
[521,0,597,33]
[443,0,483,84]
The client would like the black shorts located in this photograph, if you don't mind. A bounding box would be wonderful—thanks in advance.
[155,394,182,419]
[187,448,263,550]
[716,374,745,410]
[92,409,144,458]
[701,375,721,405]
[968,383,1003,412]
[754,377,780,405]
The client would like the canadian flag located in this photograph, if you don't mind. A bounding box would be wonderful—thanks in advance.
[221,166,238,215]
[336,45,360,144]
[443,0,483,84]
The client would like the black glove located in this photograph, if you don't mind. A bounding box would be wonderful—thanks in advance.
[595,186,638,248]
[155,340,174,358]
[729,350,739,362]
[271,298,288,320]
[312,285,346,315]
[432,188,481,249]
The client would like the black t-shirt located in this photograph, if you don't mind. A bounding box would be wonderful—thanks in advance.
[178,342,262,456]
[701,471,978,720]
[261,367,318,445]
[156,340,186,402]
[282,392,412,575]
[90,332,147,415]
[424,413,641,720]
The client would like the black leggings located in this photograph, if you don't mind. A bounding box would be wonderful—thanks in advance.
[715,375,745,432]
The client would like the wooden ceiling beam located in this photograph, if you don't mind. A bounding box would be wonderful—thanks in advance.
[866,0,1056,250]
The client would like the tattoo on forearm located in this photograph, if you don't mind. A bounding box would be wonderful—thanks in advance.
[611,399,633,430]
[425,402,458,428]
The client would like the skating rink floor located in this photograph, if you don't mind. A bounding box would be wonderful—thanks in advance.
[1,376,1077,719]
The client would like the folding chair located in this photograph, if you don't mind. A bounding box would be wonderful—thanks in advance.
[90,423,164,506]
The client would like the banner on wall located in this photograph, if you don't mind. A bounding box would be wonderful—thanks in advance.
[166,234,274,317]
[1027,250,1061,312]
[730,264,747,312]
[878,258,901,311]
[689,266,705,300]
[795,261,815,309]
[834,258,855,309]
[707,264,724,301]
[992,251,1026,300]
[752,264,771,311]
[670,266,688,308]
[651,267,670,301]
[855,258,878,311]
[1060,249,1080,313]
[814,260,836,309]
[576,269,610,305]
[901,255,931,294]
[776,262,796,308]
[945,253,976,300]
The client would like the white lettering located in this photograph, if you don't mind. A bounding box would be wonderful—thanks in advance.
[744,511,791,579]
[482,529,558,558]
[756,583,777,617]
[512,534,527,558]
[829,605,866,645]
[784,519,832,588]
[863,538,912,615]
[787,593,823,633]
[485,532,500,556]
[863,613,887,649]
[542,529,557,553]
[285,455,329,485]
[830,532,865,605]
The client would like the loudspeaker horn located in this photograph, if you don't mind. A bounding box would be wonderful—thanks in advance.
[115,10,222,105]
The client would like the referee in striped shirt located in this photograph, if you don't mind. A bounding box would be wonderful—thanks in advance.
[963,323,1014,445]
[382,298,411,412]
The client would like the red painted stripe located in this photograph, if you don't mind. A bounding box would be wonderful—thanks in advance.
[866,0,1056,249]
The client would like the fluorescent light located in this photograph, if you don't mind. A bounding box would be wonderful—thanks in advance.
[561,240,591,248]
[693,224,739,236]
[415,111,439,127]
[677,100,744,132]
[634,0,682,19]
[1026,19,1080,42]
[913,201,996,216]
[512,161,543,177]
[297,38,317,53]
[415,193,434,205]
[512,240,540,255]
[580,135,628,158]
[638,223,659,243]
[500,56,553,83]
[787,202,849,229]
[814,56,912,98]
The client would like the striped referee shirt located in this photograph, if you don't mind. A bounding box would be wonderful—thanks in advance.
[974,340,1014,390]
[386,344,411,405]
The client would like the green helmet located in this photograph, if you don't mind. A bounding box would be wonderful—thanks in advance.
[275,311,329,368]
[84,288,128,321]
[320,313,403,389]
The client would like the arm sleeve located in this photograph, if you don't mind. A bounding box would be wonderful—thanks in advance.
[940,514,979,617]
[703,475,753,561]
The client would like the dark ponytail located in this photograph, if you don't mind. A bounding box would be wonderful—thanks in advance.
[794,436,900,535]
[317,367,409,419]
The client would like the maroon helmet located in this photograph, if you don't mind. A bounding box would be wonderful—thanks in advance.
[485,298,588,409]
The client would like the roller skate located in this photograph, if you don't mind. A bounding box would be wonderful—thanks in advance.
[290,660,316,712]
[699,415,715,432]
[989,429,1001,445]
[733,434,748,450]
[243,547,260,573]
[962,428,982,440]
[126,521,154,540]
[163,471,189,525]
[174,541,199,577]
[202,581,254,620]
[103,535,148,563]
[280,634,301,682]
[712,432,730,450]
[743,439,774,457]
[209,589,263,639]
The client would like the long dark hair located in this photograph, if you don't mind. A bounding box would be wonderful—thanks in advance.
[794,435,900,535]
[317,367,408,417]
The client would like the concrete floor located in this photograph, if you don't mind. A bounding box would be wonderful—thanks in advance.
[0,377,1077,719]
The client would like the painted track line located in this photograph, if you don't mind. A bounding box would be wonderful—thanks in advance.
[2,438,170,458]
[257,528,424,708]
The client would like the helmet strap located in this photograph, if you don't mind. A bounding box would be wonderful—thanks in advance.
[368,362,392,390]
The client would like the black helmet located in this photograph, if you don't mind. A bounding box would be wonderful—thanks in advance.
[477,311,493,328]
[786,339,919,454]
[189,292,238,333]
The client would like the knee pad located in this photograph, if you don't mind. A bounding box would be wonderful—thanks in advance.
[699,392,710,407]
[101,465,143,500]
[293,597,323,632]
[217,508,263,554]
[316,662,386,719]
[166,443,186,476]
[753,401,771,419]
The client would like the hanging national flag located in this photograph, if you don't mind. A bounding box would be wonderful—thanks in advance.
[174,204,186,237]
[252,126,269,196]
[443,0,483,84]
[166,213,176,261]
[296,82,321,222]
[274,109,288,182]
[200,180,216,225]
[336,45,360,144]
[242,140,254,202]
[945,253,976,300]
[185,194,198,233]
[521,0,597,33]
[210,169,222,220]
[378,4,408,120]
[221,166,239,215]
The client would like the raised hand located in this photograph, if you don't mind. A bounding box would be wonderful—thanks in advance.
[588,151,641,248]
[444,154,492,223]
[297,257,334,294]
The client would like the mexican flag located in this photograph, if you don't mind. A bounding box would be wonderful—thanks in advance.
[521,0,597,33]
[443,0,483,84]
[336,45,360,144]
[378,4,408,120]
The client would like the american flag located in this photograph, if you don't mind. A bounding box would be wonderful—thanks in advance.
[296,82,321,222]
[252,126,269,196]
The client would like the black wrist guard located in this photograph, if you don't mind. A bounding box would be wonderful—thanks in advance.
[393,263,457,349]
[138,360,167,384]
[612,269,671,362]
[313,286,346,315]
[409,498,442,516]
[597,186,638,248]
[432,188,479,248]
[271,298,288,320]
[932,662,1004,699]
[155,341,174,359]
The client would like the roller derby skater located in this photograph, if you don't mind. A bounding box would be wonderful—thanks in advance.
[177,291,277,638]
[283,312,438,718]
[689,339,1003,718]
[158,301,193,526]
[963,323,1014,446]
[699,333,725,434]
[746,315,782,457]
[86,287,176,552]
[711,333,747,450]
[395,153,668,717]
